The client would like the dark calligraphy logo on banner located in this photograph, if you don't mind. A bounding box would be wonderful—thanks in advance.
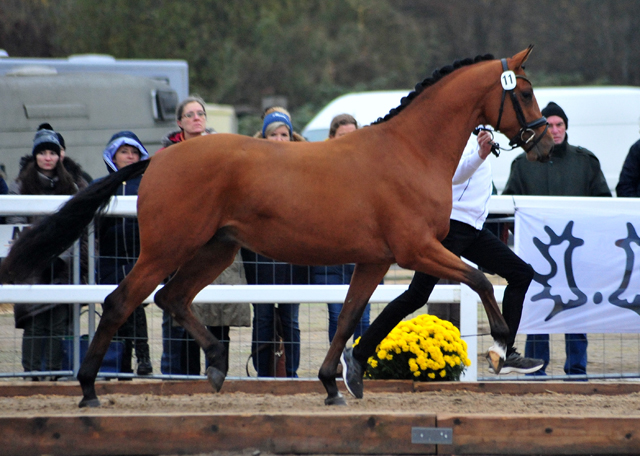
[609,222,640,315]
[530,221,640,321]
[530,221,587,321]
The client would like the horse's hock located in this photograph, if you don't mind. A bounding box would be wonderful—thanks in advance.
[1,379,639,456]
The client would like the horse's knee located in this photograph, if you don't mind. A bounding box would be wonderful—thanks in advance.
[153,287,170,311]
[102,292,129,324]
[154,287,186,318]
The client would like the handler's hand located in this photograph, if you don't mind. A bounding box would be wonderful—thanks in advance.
[477,130,493,159]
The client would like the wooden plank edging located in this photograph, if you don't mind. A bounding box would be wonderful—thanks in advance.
[0,413,437,456]
[437,414,640,455]
[3,379,640,398]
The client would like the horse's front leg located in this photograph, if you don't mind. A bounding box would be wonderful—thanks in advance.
[464,267,509,372]
[319,263,389,406]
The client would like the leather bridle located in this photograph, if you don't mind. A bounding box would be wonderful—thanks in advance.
[478,58,549,157]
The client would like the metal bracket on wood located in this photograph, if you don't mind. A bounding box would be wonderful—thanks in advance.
[411,427,453,444]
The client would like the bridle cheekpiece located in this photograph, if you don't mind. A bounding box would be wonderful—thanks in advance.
[476,58,548,157]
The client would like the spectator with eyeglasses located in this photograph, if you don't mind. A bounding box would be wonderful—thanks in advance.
[159,95,251,376]
[161,95,215,146]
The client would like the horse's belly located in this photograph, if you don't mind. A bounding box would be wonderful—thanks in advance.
[231,222,393,266]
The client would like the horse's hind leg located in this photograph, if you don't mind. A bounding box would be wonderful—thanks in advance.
[78,264,168,408]
[319,263,389,406]
[154,238,240,392]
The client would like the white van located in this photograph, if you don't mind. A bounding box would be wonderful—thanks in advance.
[302,87,640,194]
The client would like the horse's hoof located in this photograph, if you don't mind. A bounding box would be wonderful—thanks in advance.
[78,397,101,408]
[487,342,507,374]
[324,392,347,406]
[206,366,226,392]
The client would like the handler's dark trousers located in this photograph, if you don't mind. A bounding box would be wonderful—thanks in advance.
[353,220,534,364]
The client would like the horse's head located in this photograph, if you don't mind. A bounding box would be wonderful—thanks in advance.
[485,45,554,162]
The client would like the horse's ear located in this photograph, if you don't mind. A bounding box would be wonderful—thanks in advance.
[511,45,534,70]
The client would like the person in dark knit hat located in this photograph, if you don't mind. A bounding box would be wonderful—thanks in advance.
[35,123,92,189]
[541,101,568,130]
[503,101,611,378]
[8,126,80,380]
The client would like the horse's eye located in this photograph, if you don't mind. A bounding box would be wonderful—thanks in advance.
[520,91,533,101]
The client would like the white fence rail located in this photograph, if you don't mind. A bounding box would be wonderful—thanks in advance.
[2,194,618,383]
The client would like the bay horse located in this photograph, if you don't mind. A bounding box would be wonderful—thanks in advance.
[0,46,553,407]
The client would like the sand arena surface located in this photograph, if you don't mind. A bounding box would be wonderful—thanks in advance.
[1,381,640,417]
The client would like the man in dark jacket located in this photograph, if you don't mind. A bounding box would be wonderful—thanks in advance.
[502,101,611,377]
[616,139,640,197]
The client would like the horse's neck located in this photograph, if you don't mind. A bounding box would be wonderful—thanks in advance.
[389,67,493,174]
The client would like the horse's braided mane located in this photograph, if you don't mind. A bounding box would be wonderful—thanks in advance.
[372,53,495,125]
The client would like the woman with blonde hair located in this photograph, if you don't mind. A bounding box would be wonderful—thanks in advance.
[253,106,306,142]
[244,107,308,377]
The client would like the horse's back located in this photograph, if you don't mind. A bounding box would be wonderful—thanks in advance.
[134,131,450,266]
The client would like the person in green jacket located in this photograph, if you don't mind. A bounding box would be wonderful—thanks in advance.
[502,101,611,378]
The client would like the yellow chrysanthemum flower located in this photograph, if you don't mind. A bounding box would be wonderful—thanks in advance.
[365,314,469,382]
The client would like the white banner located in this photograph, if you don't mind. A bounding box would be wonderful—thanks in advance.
[516,199,640,334]
[0,224,28,258]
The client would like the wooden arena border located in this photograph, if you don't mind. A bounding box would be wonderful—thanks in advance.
[1,379,639,455]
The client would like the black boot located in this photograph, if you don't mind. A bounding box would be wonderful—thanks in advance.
[136,355,153,375]
[133,306,152,375]
[135,342,153,375]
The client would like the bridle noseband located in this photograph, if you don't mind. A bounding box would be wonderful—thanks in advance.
[477,58,548,157]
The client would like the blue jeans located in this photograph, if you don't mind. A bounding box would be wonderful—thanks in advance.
[161,311,231,375]
[160,311,200,375]
[525,333,588,376]
[252,303,300,377]
[327,303,370,343]
[313,265,372,342]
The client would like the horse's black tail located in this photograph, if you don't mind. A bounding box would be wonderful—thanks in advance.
[0,159,151,284]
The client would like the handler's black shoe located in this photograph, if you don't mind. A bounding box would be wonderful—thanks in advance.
[136,357,153,376]
[487,350,544,374]
[341,347,364,399]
